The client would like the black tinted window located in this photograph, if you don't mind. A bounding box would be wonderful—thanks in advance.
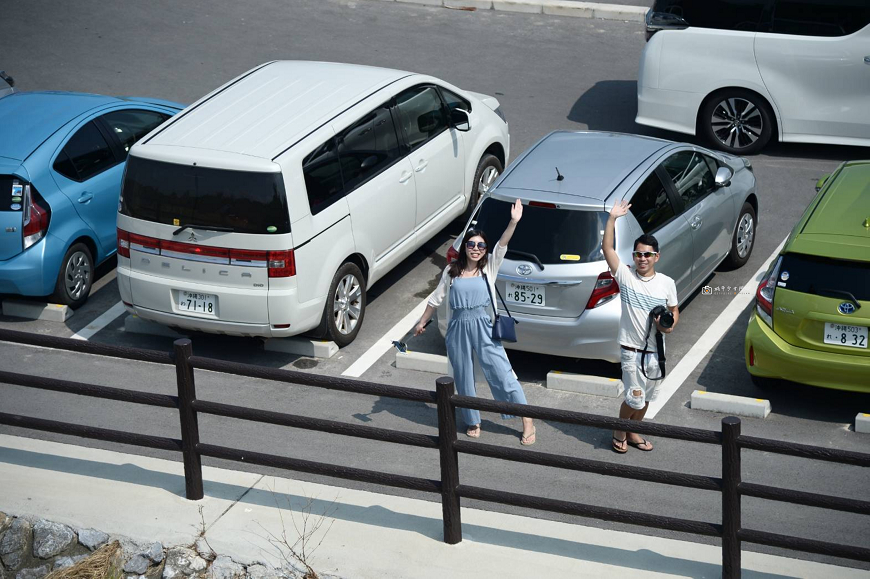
[120,156,290,234]
[302,138,344,215]
[630,172,677,233]
[779,253,870,301]
[55,121,117,181]
[101,109,169,158]
[395,86,448,150]
[439,87,470,112]
[0,176,24,211]
[771,0,870,36]
[661,151,716,208]
[652,0,770,31]
[336,105,402,194]
[473,199,609,264]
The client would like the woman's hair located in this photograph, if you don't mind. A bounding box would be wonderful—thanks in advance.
[448,228,490,278]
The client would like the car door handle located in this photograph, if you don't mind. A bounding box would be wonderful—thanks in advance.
[77,192,94,204]
[399,171,413,184]
[865,56,870,64]
[691,215,702,229]
[414,160,429,173]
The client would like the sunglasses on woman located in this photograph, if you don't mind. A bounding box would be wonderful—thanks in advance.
[632,251,658,258]
[465,241,487,250]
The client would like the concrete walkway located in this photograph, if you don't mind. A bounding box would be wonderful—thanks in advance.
[0,434,862,579]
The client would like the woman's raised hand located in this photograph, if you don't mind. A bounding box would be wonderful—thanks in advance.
[510,199,523,223]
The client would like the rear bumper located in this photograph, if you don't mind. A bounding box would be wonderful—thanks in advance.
[745,313,870,393]
[0,235,60,297]
[635,84,701,136]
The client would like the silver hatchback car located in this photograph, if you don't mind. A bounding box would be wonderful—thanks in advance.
[438,131,757,363]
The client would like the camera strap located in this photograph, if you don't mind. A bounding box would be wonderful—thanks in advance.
[639,317,667,381]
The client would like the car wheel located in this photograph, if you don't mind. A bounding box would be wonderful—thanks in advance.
[460,154,503,224]
[723,202,756,269]
[324,262,366,348]
[700,90,774,155]
[52,243,94,309]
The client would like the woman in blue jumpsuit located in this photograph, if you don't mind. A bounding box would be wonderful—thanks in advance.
[415,200,536,445]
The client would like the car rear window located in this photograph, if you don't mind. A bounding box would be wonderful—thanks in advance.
[473,198,607,264]
[0,176,25,211]
[778,253,870,302]
[120,156,290,235]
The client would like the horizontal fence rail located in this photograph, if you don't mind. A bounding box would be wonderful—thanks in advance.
[2,330,869,577]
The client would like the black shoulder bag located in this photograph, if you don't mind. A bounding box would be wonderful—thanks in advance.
[482,272,518,342]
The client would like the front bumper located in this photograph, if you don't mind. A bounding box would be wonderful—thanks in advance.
[745,313,870,393]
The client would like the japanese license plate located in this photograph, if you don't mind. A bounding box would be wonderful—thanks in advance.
[177,291,216,315]
[823,322,868,349]
[505,282,545,306]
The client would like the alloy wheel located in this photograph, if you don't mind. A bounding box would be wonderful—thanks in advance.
[736,213,754,258]
[711,97,764,151]
[332,274,362,335]
[64,250,91,300]
[478,166,499,195]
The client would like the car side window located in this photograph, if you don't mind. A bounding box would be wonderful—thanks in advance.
[439,87,471,113]
[100,109,169,158]
[630,171,677,233]
[654,0,770,31]
[336,104,402,194]
[770,0,870,37]
[53,121,117,182]
[394,86,448,151]
[660,151,716,209]
[302,137,344,215]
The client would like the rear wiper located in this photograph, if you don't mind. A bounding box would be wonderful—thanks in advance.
[809,287,862,310]
[173,223,235,236]
[506,249,545,271]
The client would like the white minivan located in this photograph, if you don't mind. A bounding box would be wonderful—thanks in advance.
[116,61,510,346]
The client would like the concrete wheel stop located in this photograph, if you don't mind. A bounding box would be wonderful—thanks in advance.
[2,299,73,322]
[263,337,339,358]
[691,390,771,419]
[546,371,622,397]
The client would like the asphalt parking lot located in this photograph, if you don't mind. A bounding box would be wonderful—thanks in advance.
[2,0,869,569]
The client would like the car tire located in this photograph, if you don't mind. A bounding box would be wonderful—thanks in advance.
[51,242,94,309]
[723,202,756,270]
[699,90,774,155]
[322,262,366,348]
[460,154,503,224]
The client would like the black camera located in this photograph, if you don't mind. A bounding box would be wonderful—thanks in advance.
[650,305,674,329]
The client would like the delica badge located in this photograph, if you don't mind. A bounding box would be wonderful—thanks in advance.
[560,254,581,261]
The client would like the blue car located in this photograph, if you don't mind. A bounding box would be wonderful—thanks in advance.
[0,90,183,308]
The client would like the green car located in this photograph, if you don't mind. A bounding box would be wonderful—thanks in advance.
[745,160,870,392]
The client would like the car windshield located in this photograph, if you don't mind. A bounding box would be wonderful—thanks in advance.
[472,198,608,264]
[120,156,290,234]
[779,253,870,302]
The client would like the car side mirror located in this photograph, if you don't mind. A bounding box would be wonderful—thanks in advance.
[815,173,830,192]
[714,166,733,189]
[449,108,471,132]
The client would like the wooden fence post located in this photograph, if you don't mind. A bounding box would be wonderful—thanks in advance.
[174,338,203,500]
[722,416,742,578]
[436,376,462,544]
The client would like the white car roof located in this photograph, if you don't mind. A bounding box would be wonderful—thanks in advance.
[143,61,413,162]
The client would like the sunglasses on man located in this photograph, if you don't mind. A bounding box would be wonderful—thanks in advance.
[465,241,488,250]
[632,251,658,258]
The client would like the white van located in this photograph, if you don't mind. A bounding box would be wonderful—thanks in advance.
[116,61,510,346]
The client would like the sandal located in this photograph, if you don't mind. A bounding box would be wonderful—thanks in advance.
[520,428,536,446]
[627,438,653,452]
[612,436,628,454]
[466,425,481,438]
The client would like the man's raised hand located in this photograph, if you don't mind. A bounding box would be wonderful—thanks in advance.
[610,200,631,219]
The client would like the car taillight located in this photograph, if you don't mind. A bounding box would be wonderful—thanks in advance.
[267,250,295,277]
[22,184,50,249]
[161,240,230,262]
[755,257,782,328]
[586,271,620,309]
[117,228,130,258]
[447,245,459,263]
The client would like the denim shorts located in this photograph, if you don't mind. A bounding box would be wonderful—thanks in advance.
[620,348,663,410]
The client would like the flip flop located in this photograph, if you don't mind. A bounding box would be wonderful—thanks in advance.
[627,438,653,451]
[612,436,628,454]
[520,428,536,446]
[466,425,481,438]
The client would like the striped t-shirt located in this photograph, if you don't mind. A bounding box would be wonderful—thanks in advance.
[612,263,677,352]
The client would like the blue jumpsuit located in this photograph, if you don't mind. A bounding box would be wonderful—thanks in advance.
[446,276,529,427]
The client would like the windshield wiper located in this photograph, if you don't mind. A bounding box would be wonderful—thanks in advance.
[173,223,236,236]
[506,249,545,271]
[808,287,862,310]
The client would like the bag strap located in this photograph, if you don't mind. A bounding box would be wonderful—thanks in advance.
[481,272,514,318]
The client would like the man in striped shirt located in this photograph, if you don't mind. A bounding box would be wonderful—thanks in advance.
[603,200,679,454]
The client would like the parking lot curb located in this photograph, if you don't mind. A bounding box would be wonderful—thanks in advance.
[263,337,339,358]
[396,351,450,374]
[856,413,870,434]
[690,390,771,419]
[1,299,73,322]
[123,314,185,339]
[546,371,622,397]
[372,0,648,22]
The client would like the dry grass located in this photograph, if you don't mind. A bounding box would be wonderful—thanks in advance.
[44,541,123,579]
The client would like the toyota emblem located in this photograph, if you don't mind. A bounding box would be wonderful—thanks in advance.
[838,302,857,315]
[516,264,532,276]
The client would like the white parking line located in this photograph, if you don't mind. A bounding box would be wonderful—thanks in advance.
[69,301,127,341]
[342,299,430,378]
[646,238,788,419]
